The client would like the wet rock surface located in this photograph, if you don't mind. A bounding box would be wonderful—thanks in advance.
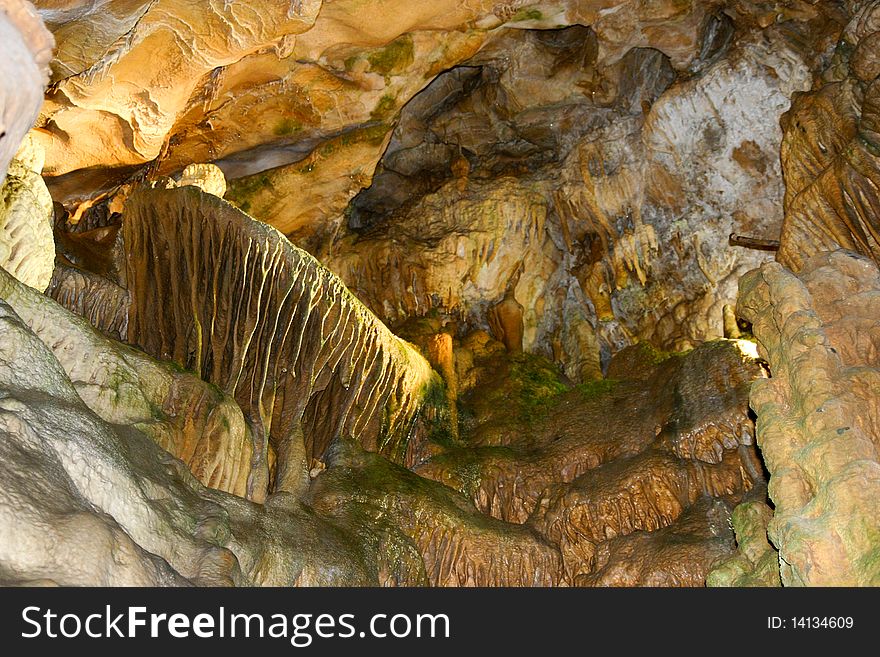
[719,250,880,586]
[0,1,879,587]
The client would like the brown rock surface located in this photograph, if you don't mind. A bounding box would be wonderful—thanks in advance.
[309,440,564,587]
[118,185,436,497]
[417,340,763,526]
[778,2,880,271]
[734,249,880,585]
[2,0,879,589]
[577,498,737,587]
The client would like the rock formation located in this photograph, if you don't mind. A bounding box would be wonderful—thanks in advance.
[0,135,55,290]
[119,184,436,498]
[0,265,256,499]
[778,2,880,271]
[719,250,880,586]
[0,1,878,588]
[0,0,52,181]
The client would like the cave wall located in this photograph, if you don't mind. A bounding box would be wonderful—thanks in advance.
[320,24,814,369]
[1,0,879,588]
[731,250,880,586]
[778,1,880,271]
[38,1,847,374]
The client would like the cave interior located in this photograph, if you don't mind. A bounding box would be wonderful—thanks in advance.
[0,0,879,587]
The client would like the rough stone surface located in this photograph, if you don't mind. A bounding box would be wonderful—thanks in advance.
[577,498,737,587]
[0,135,55,291]
[707,497,781,587]
[0,265,256,499]
[778,1,880,271]
[733,250,880,586]
[322,22,812,368]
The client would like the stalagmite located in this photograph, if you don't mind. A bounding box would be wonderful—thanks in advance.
[730,250,880,585]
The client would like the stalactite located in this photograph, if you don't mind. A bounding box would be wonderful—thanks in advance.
[121,185,436,497]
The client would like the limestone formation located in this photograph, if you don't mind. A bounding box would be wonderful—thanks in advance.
[119,185,436,497]
[323,21,813,368]
[730,250,880,586]
[578,499,737,587]
[417,340,763,527]
[0,297,379,586]
[176,163,227,198]
[0,0,52,182]
[1,0,879,589]
[778,2,880,271]
[707,498,781,587]
[0,135,55,290]
[35,0,724,186]
[308,440,564,587]
[0,265,256,499]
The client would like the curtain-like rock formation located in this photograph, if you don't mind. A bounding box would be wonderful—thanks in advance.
[120,185,436,498]
[778,1,880,271]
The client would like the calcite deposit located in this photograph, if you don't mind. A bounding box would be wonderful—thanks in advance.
[0,0,879,588]
[0,136,55,291]
[778,1,880,270]
[720,250,880,586]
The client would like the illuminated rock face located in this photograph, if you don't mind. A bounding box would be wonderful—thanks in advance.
[0,137,55,291]
[34,0,720,181]
[725,250,880,586]
[0,172,767,586]
[39,1,839,368]
[777,2,880,271]
[0,2,54,291]
[0,296,383,586]
[3,1,880,588]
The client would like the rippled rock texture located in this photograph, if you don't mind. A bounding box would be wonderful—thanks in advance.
[715,250,880,586]
[2,1,879,587]
[778,1,880,271]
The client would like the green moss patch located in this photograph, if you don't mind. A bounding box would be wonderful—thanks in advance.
[367,35,414,75]
[226,173,273,213]
[575,378,618,399]
[508,354,569,421]
[371,94,397,120]
[511,8,543,22]
[273,118,303,136]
